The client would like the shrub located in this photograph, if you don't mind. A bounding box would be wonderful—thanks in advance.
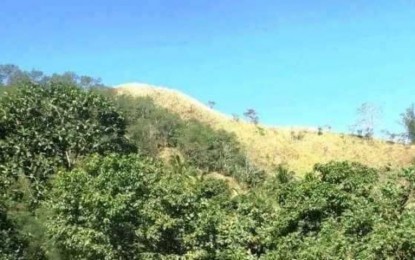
[112,95,182,156]
[174,120,265,186]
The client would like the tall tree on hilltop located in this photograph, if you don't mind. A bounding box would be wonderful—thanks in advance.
[401,104,415,143]
[244,108,259,124]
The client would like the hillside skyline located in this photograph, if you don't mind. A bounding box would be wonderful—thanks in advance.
[1,0,415,134]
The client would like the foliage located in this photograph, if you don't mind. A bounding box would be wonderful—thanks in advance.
[207,100,216,109]
[0,64,104,89]
[0,82,133,205]
[350,102,381,138]
[244,108,259,124]
[402,104,415,143]
[0,198,28,260]
[173,118,265,186]
[43,155,415,259]
[111,95,182,156]
[2,65,415,259]
[110,94,264,186]
[45,154,232,259]
[257,162,415,259]
[0,69,135,259]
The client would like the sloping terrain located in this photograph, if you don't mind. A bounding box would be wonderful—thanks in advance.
[115,83,415,174]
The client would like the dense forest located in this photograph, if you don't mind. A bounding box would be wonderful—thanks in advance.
[1,65,415,259]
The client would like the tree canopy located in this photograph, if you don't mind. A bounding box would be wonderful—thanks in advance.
[0,82,133,205]
[43,156,415,259]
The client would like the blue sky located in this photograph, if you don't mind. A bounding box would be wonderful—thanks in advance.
[1,0,415,134]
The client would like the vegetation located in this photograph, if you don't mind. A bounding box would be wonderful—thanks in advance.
[243,108,259,125]
[350,102,381,139]
[402,104,415,143]
[0,82,133,206]
[1,65,415,259]
[0,195,28,259]
[118,83,415,173]
[43,156,415,259]
[0,64,105,89]
[110,94,265,186]
[45,154,232,259]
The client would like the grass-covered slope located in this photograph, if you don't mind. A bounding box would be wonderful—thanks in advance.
[1,73,415,259]
[108,93,265,187]
[116,83,415,174]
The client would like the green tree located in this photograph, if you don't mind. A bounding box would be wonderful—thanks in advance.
[0,178,29,260]
[402,104,415,143]
[112,95,182,156]
[0,208,28,259]
[175,120,265,186]
[243,108,259,125]
[45,154,232,259]
[257,162,415,259]
[350,102,381,138]
[0,81,134,205]
[0,64,104,89]
[0,64,30,87]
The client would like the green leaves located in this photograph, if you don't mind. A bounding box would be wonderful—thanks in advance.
[112,94,264,186]
[45,154,232,259]
[2,65,415,259]
[37,153,415,259]
[0,201,28,260]
[0,82,134,205]
[253,162,415,259]
[401,104,415,143]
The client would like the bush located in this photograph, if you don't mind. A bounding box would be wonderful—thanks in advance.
[174,121,242,172]
[175,120,265,186]
[112,95,182,156]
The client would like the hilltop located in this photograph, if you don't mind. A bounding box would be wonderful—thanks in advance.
[116,83,415,174]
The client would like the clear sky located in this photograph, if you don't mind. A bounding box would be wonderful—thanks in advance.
[1,0,415,134]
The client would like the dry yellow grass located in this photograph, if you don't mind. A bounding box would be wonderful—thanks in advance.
[115,83,415,174]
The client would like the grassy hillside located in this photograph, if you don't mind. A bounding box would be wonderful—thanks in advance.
[2,73,415,259]
[116,83,415,174]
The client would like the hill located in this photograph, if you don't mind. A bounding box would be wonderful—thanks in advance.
[115,83,415,174]
[2,69,415,259]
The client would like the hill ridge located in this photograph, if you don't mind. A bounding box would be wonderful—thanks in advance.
[115,82,415,173]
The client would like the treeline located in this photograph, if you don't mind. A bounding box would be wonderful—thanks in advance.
[1,66,415,259]
[0,64,105,89]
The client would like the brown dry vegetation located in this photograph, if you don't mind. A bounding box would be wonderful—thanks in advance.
[115,83,415,174]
